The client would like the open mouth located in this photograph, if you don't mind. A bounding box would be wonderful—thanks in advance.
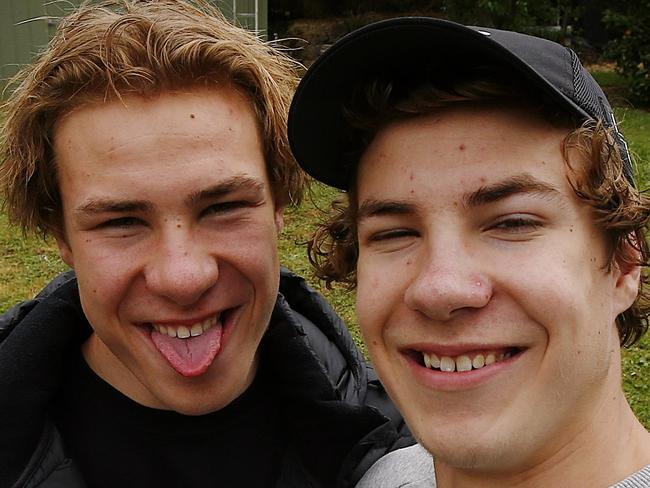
[146,308,238,377]
[150,314,221,339]
[410,347,524,373]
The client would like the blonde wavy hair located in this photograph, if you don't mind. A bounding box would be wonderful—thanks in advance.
[309,75,650,346]
[1,0,305,236]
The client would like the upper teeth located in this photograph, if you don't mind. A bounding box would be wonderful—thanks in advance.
[423,350,512,372]
[152,315,219,339]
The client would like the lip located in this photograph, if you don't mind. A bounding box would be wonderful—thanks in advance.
[403,345,525,392]
[134,305,245,372]
[407,342,516,357]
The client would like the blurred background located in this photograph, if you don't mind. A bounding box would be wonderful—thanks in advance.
[1,1,649,104]
[267,0,649,106]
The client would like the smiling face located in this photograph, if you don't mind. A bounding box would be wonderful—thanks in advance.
[53,87,283,415]
[355,104,639,475]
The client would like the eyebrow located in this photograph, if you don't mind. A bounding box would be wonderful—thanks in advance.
[185,175,266,206]
[357,199,420,222]
[73,199,153,218]
[73,175,266,218]
[463,174,561,208]
[356,173,562,222]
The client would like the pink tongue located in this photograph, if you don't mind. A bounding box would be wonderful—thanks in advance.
[151,324,223,377]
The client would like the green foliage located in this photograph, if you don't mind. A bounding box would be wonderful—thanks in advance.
[604,1,650,104]
[443,0,533,29]
[442,0,582,33]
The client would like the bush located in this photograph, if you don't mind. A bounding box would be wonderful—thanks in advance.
[604,1,650,105]
[442,0,582,35]
[442,0,534,29]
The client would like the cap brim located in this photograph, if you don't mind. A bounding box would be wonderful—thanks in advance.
[288,17,589,190]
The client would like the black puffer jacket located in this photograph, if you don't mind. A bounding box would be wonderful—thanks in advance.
[0,268,412,488]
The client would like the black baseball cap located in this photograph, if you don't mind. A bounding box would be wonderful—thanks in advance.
[288,17,633,190]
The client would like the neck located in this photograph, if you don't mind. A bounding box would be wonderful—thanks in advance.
[435,388,650,487]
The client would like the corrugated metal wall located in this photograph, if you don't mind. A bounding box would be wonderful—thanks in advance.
[216,0,268,35]
[0,0,267,90]
[0,0,64,84]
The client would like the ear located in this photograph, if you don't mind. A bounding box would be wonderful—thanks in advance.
[612,244,641,316]
[274,206,285,234]
[54,233,75,268]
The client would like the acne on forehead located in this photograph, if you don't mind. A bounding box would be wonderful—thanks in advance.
[359,105,570,191]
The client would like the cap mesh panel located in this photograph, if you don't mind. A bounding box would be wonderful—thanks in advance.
[570,50,602,119]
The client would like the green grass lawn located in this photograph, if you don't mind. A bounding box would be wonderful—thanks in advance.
[1,84,649,427]
[614,105,650,429]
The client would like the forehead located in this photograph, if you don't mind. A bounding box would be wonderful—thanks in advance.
[52,87,269,206]
[55,86,259,153]
[356,104,572,202]
[54,86,265,174]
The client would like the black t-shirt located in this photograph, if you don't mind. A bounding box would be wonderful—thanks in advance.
[52,355,285,487]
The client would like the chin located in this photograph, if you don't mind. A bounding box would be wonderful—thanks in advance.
[419,428,529,473]
[163,395,231,416]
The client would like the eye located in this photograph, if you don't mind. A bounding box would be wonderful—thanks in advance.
[489,215,543,233]
[99,217,142,229]
[202,200,250,216]
[369,228,419,242]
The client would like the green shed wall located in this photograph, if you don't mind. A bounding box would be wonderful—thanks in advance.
[0,0,267,92]
[216,0,268,36]
[0,0,64,83]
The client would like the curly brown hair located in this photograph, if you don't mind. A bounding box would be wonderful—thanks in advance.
[0,0,306,237]
[309,75,650,347]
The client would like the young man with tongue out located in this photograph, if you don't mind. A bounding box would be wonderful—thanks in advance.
[0,2,412,487]
[289,18,650,488]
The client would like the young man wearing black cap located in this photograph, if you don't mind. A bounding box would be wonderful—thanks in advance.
[289,18,650,487]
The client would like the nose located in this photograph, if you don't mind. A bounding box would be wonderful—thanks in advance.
[145,231,219,306]
[403,242,492,321]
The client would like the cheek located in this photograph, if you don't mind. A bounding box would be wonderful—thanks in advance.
[69,238,144,317]
[76,267,130,319]
[215,227,280,285]
[356,258,401,340]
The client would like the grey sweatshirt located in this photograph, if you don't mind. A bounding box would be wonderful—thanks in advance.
[356,444,650,488]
